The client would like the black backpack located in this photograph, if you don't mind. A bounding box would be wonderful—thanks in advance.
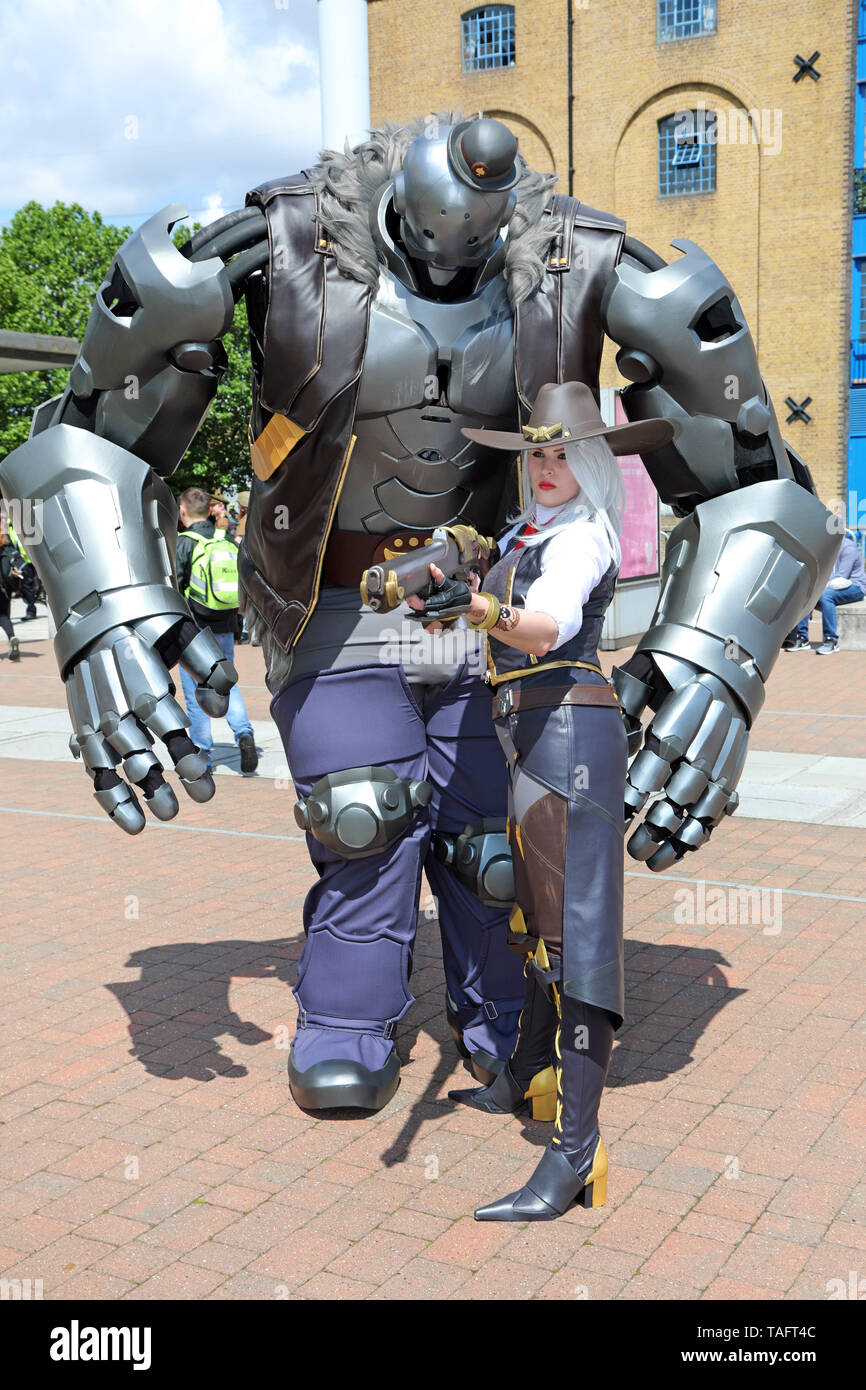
[0,544,23,599]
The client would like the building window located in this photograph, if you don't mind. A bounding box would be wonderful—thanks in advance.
[461,6,515,72]
[859,268,866,339]
[658,112,717,196]
[657,0,717,42]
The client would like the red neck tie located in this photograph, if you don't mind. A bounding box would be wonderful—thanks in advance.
[513,514,557,550]
[512,523,536,551]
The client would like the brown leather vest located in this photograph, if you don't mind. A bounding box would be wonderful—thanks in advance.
[239,172,625,655]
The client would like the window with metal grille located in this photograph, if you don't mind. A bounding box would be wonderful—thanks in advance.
[859,267,866,339]
[657,0,717,42]
[461,6,515,72]
[658,112,717,196]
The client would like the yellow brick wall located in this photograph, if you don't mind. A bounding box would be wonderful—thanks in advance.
[367,0,854,503]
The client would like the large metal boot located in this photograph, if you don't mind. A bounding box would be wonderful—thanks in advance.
[288,1044,401,1112]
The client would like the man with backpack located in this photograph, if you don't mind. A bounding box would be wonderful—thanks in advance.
[0,517,23,662]
[6,520,38,621]
[176,487,258,773]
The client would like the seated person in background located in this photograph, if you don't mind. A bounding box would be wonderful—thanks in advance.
[783,529,866,654]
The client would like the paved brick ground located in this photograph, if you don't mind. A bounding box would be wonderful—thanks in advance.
[0,633,864,1300]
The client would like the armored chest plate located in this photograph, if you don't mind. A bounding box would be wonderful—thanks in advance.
[340,268,518,534]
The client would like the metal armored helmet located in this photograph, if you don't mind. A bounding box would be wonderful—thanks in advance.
[393,117,520,270]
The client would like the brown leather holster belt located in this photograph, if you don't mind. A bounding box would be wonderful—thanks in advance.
[493,683,620,718]
[322,527,436,588]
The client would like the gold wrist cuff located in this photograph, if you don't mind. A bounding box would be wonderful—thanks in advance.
[467,592,501,631]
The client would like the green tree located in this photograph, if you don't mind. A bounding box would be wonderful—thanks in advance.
[0,202,130,454]
[0,202,252,493]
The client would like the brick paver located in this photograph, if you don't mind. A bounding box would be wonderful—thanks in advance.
[0,637,864,1299]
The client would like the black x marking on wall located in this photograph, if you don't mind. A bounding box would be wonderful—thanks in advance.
[793,51,821,82]
[785,396,812,424]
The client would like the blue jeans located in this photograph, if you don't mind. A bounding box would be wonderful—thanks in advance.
[179,628,252,753]
[796,584,864,643]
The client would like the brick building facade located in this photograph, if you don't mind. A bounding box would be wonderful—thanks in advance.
[366,0,855,503]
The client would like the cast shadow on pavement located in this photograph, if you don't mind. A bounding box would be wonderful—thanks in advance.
[106,938,299,1083]
[106,922,744,1169]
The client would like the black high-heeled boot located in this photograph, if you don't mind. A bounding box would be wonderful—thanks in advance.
[474,995,615,1221]
[448,943,558,1120]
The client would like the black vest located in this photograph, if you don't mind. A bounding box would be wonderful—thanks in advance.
[483,524,617,684]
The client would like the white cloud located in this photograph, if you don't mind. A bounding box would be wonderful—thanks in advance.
[0,0,323,229]
[198,191,228,226]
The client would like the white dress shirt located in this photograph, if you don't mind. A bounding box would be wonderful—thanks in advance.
[498,505,616,650]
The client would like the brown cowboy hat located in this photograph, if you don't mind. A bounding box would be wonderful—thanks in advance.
[461,381,677,456]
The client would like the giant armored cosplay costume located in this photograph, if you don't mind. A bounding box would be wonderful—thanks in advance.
[0,116,838,1114]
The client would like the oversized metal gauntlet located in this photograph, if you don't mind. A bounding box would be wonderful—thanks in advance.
[612,479,839,871]
[0,426,237,833]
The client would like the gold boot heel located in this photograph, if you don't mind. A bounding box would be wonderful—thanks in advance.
[524,1066,557,1121]
[577,1137,608,1209]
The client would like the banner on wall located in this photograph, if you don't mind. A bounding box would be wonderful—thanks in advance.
[614,393,660,583]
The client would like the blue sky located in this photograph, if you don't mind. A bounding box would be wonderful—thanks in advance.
[0,0,323,232]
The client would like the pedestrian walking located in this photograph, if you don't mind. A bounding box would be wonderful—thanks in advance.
[6,520,37,620]
[0,519,23,662]
[209,494,237,543]
[176,488,258,773]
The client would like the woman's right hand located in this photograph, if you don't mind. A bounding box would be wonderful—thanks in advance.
[406,563,473,627]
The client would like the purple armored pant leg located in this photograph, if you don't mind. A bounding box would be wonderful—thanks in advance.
[271,665,429,1073]
[423,670,525,1061]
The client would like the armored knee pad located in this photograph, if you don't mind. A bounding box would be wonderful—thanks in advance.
[433,817,514,907]
[294,764,433,859]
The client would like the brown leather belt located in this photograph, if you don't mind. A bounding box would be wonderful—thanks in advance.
[493,683,620,718]
[322,527,436,588]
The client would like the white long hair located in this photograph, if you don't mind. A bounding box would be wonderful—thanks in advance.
[508,435,626,568]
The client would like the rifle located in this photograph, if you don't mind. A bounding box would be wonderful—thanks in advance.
[360,524,495,613]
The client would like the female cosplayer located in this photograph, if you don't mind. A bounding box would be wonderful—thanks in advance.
[408,382,675,1222]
